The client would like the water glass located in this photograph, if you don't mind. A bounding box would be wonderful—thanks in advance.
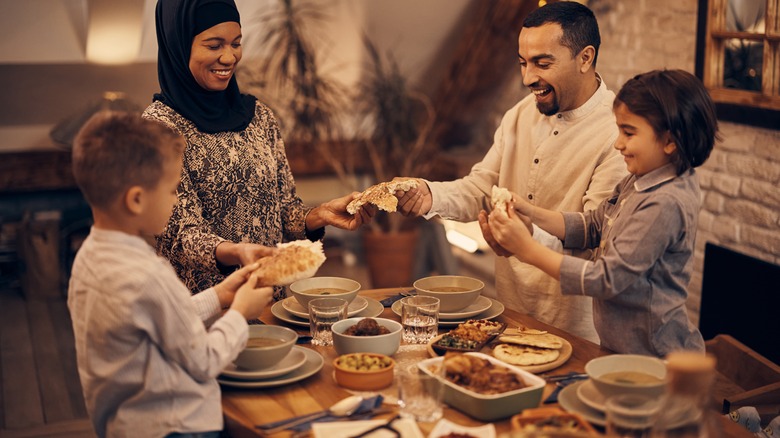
[606,394,662,438]
[308,297,348,346]
[397,364,444,422]
[400,296,439,344]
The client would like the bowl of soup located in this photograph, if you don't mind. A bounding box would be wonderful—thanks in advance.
[585,354,667,398]
[413,275,484,312]
[288,277,361,310]
[234,325,298,370]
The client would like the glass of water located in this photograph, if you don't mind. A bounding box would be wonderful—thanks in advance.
[308,297,348,346]
[400,296,439,344]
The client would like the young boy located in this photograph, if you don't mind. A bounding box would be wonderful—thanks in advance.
[487,70,719,357]
[68,111,274,437]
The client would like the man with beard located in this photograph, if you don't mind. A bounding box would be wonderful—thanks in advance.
[395,1,626,343]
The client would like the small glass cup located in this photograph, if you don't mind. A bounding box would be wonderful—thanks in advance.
[397,363,444,423]
[605,394,662,438]
[308,297,348,346]
[400,296,440,344]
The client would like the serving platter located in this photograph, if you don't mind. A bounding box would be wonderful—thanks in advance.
[217,348,323,389]
[272,297,383,328]
[220,346,308,381]
[281,295,368,319]
[391,297,505,327]
[425,333,573,374]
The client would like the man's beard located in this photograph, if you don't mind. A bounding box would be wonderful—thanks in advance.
[536,98,559,116]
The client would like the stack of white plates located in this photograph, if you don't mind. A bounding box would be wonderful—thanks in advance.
[391,297,505,327]
[271,296,384,328]
[217,346,324,389]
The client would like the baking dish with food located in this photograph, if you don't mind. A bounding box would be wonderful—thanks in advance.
[418,352,545,421]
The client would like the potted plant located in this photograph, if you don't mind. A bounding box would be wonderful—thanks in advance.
[352,37,437,287]
[239,0,437,287]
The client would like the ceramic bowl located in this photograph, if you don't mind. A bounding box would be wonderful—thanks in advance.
[234,325,298,370]
[333,353,395,391]
[331,317,403,357]
[585,354,667,398]
[288,277,360,310]
[418,352,546,421]
[413,275,484,313]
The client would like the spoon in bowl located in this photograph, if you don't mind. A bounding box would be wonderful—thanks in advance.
[256,395,364,434]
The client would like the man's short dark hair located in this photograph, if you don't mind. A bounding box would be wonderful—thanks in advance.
[523,1,601,67]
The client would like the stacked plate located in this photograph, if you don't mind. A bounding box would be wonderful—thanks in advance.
[271,295,385,327]
[558,379,696,428]
[217,346,324,389]
[391,296,505,327]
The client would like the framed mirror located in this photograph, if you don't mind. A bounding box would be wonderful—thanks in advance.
[695,0,780,129]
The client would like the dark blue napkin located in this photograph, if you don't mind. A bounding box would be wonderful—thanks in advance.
[255,395,385,432]
[544,372,588,404]
[379,294,405,307]
[288,395,385,432]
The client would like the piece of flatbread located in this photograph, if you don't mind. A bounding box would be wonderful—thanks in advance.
[346,179,419,214]
[491,185,512,216]
[253,240,326,286]
[497,332,564,350]
[493,343,561,366]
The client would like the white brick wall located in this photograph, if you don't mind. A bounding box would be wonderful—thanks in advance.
[593,0,780,325]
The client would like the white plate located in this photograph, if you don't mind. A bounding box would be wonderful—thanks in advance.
[438,295,492,320]
[429,418,495,438]
[282,295,368,319]
[217,347,323,388]
[391,297,505,327]
[220,346,307,381]
[272,297,384,328]
[576,378,607,412]
[558,380,608,426]
[313,418,424,438]
[559,380,698,429]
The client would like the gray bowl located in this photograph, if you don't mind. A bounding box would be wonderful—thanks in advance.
[331,317,403,357]
[234,325,297,370]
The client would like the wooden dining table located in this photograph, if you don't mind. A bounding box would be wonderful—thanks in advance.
[220,288,753,438]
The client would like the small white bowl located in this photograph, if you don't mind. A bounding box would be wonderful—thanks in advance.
[585,354,667,399]
[288,277,360,310]
[234,325,298,370]
[414,275,484,313]
[331,317,403,356]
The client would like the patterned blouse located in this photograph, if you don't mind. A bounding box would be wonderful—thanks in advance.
[143,100,315,298]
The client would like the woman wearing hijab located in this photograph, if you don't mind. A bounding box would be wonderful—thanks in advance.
[144,0,373,298]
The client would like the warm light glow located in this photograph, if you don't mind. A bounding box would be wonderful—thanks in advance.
[86,0,144,64]
[446,229,479,254]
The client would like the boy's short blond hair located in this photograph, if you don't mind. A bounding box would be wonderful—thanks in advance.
[72,111,184,209]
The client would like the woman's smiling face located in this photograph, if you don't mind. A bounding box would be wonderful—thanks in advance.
[189,21,242,91]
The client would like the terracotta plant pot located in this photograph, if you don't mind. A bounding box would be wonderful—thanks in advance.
[362,228,419,288]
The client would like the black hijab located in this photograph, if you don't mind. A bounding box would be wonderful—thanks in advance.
[153,0,256,133]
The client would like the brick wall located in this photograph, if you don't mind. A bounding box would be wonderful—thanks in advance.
[593,0,780,325]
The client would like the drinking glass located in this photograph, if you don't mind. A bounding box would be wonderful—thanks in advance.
[308,297,348,346]
[397,363,444,422]
[400,296,439,344]
[606,394,662,438]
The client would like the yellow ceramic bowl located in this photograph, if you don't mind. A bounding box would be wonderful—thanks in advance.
[333,353,395,391]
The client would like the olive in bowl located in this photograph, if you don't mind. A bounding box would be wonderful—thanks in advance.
[333,353,395,391]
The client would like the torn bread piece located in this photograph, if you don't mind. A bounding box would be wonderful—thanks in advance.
[346,179,419,214]
[253,240,326,286]
[497,332,564,350]
[493,343,561,366]
[491,185,512,216]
